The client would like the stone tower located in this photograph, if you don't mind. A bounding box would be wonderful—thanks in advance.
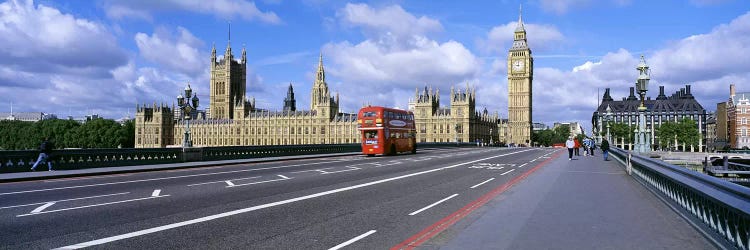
[134,103,174,148]
[209,25,247,120]
[451,84,475,121]
[311,53,338,120]
[507,5,533,145]
[284,83,296,112]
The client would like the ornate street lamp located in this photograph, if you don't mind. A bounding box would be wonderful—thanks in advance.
[177,83,199,147]
[634,55,651,153]
[605,104,613,143]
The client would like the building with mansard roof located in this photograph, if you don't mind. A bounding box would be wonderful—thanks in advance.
[591,83,708,152]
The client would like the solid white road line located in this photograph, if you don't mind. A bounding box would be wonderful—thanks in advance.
[0,192,129,210]
[1,160,348,196]
[469,178,495,189]
[329,230,377,250]
[225,181,236,187]
[55,149,533,249]
[409,194,459,216]
[151,189,161,197]
[187,176,261,187]
[277,175,289,179]
[500,169,515,176]
[18,195,170,217]
[31,202,56,214]
[517,163,528,168]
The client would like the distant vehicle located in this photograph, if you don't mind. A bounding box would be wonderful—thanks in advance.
[357,106,416,156]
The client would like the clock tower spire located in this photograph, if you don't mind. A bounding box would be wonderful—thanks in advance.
[507,5,534,146]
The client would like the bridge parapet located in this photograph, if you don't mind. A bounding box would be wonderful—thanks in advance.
[0,142,475,173]
[611,148,750,250]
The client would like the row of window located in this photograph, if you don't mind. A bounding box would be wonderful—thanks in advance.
[185,125,358,136]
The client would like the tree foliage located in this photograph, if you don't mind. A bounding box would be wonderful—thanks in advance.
[655,118,700,151]
[532,124,570,147]
[0,119,135,150]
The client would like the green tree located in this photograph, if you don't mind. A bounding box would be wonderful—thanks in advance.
[552,124,570,144]
[656,121,677,150]
[676,118,700,150]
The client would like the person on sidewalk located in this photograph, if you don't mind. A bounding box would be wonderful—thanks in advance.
[565,136,575,160]
[31,137,54,171]
[601,138,610,161]
[573,138,581,156]
[589,138,596,156]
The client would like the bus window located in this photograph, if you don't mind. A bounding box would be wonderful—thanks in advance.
[363,111,377,117]
[364,130,378,139]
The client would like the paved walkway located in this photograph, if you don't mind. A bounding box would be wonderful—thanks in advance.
[432,150,717,249]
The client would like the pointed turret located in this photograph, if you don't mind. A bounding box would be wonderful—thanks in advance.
[316,52,325,83]
[515,4,525,32]
[211,43,217,63]
[284,83,296,112]
[241,44,247,63]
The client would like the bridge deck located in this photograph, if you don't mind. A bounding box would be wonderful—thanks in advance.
[434,151,717,249]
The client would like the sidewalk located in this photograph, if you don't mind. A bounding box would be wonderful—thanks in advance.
[432,150,717,249]
[0,152,359,183]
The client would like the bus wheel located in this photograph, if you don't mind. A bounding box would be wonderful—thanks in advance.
[411,145,417,154]
[390,145,396,156]
[367,154,375,157]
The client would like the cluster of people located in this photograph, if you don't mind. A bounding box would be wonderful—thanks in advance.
[565,136,610,161]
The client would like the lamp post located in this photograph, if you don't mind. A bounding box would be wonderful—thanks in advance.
[605,105,613,143]
[490,128,493,146]
[455,124,459,145]
[634,55,651,153]
[177,83,199,147]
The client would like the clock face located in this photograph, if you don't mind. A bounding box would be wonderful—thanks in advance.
[512,60,524,72]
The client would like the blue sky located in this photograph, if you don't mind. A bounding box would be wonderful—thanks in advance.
[1,0,749,132]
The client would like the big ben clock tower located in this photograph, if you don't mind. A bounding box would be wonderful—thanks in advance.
[507,5,533,146]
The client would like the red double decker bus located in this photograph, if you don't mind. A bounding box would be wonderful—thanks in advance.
[358,106,416,156]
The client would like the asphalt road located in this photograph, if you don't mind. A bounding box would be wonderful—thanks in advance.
[0,147,558,249]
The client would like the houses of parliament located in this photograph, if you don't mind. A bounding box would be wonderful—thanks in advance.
[135,11,533,148]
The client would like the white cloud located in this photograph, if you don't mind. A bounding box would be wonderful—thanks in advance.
[481,21,564,53]
[530,11,750,129]
[337,3,442,40]
[649,11,750,84]
[105,0,281,24]
[0,0,127,74]
[323,4,480,113]
[135,27,206,76]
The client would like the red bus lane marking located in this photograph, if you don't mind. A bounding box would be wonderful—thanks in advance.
[391,150,563,250]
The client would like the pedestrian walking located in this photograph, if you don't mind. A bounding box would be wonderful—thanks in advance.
[574,138,581,156]
[565,136,575,160]
[31,137,54,171]
[589,138,596,156]
[601,138,610,161]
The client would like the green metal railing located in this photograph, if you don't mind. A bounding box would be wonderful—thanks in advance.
[610,148,750,249]
[0,142,475,173]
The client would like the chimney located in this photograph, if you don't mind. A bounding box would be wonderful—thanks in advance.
[680,88,685,98]
[629,87,635,97]
[730,84,735,97]
[659,86,665,96]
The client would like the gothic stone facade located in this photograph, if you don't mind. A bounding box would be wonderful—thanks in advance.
[136,39,504,148]
[135,43,358,148]
[507,11,534,146]
[410,85,501,145]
